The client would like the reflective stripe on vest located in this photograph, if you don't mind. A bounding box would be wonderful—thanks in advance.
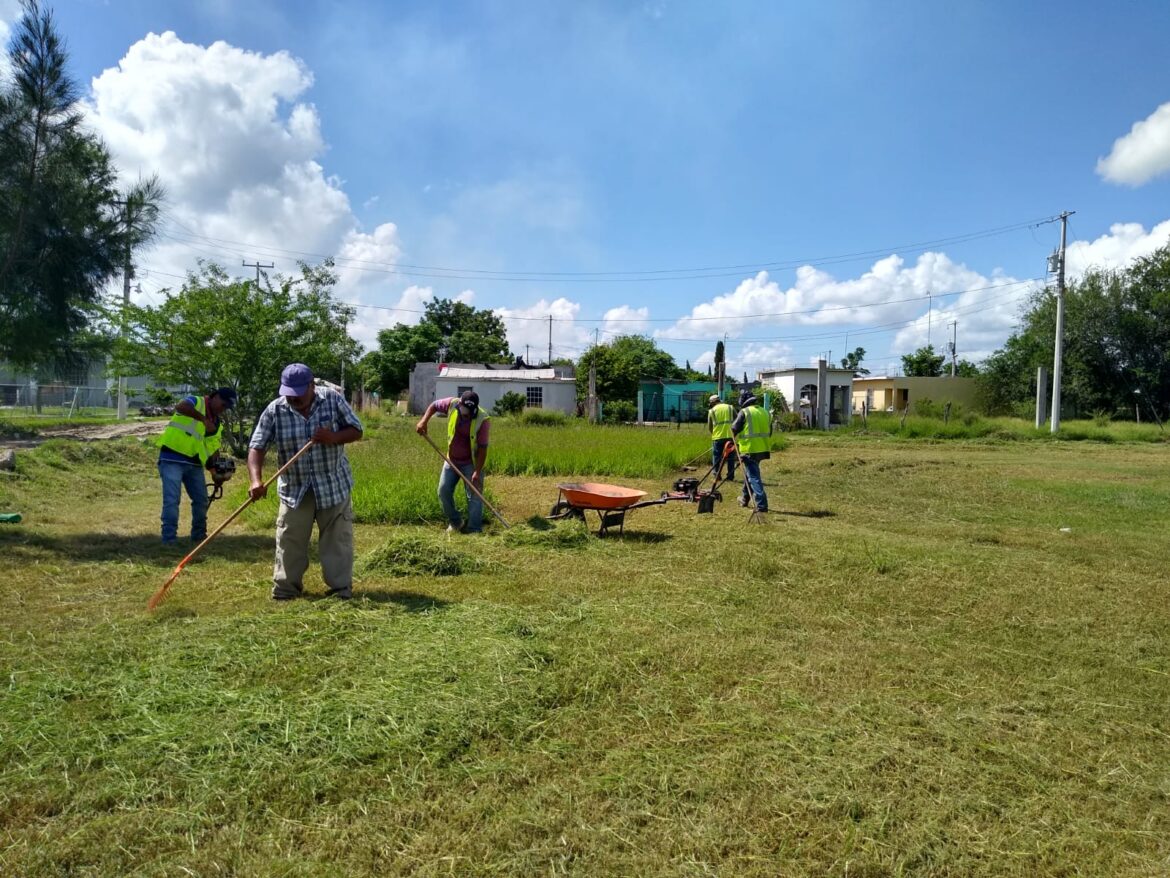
[736,405,771,455]
[447,404,489,452]
[158,396,209,463]
[709,403,734,440]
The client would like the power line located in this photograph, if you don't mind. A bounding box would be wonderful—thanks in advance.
[157,211,1057,284]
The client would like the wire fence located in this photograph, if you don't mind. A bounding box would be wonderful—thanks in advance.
[0,383,118,419]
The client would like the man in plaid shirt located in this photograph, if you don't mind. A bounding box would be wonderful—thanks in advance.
[248,363,363,600]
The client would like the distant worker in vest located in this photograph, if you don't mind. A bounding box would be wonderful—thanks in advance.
[731,388,771,513]
[415,390,490,533]
[156,386,237,545]
[248,364,364,601]
[707,394,737,482]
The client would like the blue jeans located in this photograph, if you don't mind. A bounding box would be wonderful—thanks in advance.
[438,461,483,532]
[158,460,208,543]
[712,438,736,480]
[740,457,767,511]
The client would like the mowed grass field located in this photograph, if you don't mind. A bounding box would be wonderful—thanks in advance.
[1,418,1168,876]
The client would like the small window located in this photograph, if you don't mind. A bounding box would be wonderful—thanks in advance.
[526,386,543,408]
[457,385,473,396]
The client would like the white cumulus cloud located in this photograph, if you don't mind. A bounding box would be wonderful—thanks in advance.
[1064,220,1170,277]
[82,31,403,347]
[1097,101,1170,186]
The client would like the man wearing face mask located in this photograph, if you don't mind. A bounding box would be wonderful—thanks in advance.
[247,363,363,600]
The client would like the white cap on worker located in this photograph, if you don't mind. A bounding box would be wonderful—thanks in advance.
[709,395,720,404]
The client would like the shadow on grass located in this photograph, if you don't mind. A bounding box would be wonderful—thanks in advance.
[307,589,453,613]
[774,509,837,519]
[603,531,672,543]
[0,530,274,565]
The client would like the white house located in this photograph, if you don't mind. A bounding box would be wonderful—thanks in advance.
[758,361,855,428]
[423,366,578,415]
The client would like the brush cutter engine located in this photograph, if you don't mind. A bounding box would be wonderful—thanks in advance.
[207,457,236,504]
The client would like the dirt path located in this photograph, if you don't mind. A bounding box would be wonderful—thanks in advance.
[1,420,166,451]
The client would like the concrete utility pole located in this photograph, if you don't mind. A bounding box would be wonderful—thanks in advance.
[114,199,131,419]
[242,259,274,284]
[1035,366,1048,429]
[948,321,957,377]
[926,292,932,348]
[1050,210,1074,433]
[548,315,553,366]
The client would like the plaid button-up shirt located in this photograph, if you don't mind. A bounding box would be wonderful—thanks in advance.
[249,386,363,509]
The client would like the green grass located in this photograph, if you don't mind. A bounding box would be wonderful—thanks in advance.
[1,426,1169,875]
[854,412,1170,442]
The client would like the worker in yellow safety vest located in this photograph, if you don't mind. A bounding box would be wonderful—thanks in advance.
[415,389,491,533]
[707,394,737,481]
[156,386,236,544]
[731,388,771,512]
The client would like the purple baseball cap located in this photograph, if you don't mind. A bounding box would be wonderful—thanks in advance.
[279,363,313,396]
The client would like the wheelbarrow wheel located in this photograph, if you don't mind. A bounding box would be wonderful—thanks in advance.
[548,500,585,520]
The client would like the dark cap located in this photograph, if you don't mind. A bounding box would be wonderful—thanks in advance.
[459,389,480,416]
[214,386,237,409]
[738,389,757,407]
[279,363,313,397]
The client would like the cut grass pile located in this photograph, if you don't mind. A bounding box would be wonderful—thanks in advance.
[1,424,1169,875]
[502,515,592,549]
[356,532,487,577]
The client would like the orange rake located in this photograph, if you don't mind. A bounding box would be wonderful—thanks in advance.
[147,438,316,610]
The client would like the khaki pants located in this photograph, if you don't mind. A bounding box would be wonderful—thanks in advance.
[273,492,353,599]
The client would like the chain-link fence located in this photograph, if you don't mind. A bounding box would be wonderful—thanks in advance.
[0,383,117,419]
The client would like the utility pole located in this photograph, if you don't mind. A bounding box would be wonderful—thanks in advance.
[548,315,553,366]
[114,199,132,419]
[948,320,957,377]
[1050,210,1074,433]
[926,291,932,348]
[242,259,274,284]
[340,312,348,398]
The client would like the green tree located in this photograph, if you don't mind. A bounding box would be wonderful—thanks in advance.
[110,260,356,455]
[373,298,511,396]
[840,346,870,376]
[901,345,946,377]
[977,248,1170,418]
[491,391,525,416]
[997,252,1170,417]
[954,359,980,378]
[576,335,681,403]
[0,1,162,371]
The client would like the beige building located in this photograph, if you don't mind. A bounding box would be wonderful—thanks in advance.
[852,376,979,414]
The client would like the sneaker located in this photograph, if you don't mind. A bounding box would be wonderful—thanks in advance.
[446,523,463,533]
[738,497,748,508]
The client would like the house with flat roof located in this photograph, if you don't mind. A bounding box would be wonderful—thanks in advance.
[409,362,577,415]
[758,363,855,428]
[851,376,978,414]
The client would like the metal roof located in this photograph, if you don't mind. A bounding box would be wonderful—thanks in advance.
[439,367,563,380]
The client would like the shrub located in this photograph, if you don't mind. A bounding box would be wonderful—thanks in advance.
[775,411,803,432]
[520,408,568,427]
[144,385,176,408]
[492,391,526,417]
[602,400,637,424]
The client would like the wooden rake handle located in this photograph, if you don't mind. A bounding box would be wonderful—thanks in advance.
[147,438,317,610]
[419,432,510,529]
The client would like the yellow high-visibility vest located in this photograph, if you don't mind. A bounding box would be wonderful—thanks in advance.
[447,405,490,453]
[708,402,734,440]
[157,396,223,465]
[736,405,771,455]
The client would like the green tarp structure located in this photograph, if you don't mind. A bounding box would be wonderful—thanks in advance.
[638,380,721,423]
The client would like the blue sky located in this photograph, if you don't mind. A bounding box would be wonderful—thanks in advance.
[8,0,1170,376]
